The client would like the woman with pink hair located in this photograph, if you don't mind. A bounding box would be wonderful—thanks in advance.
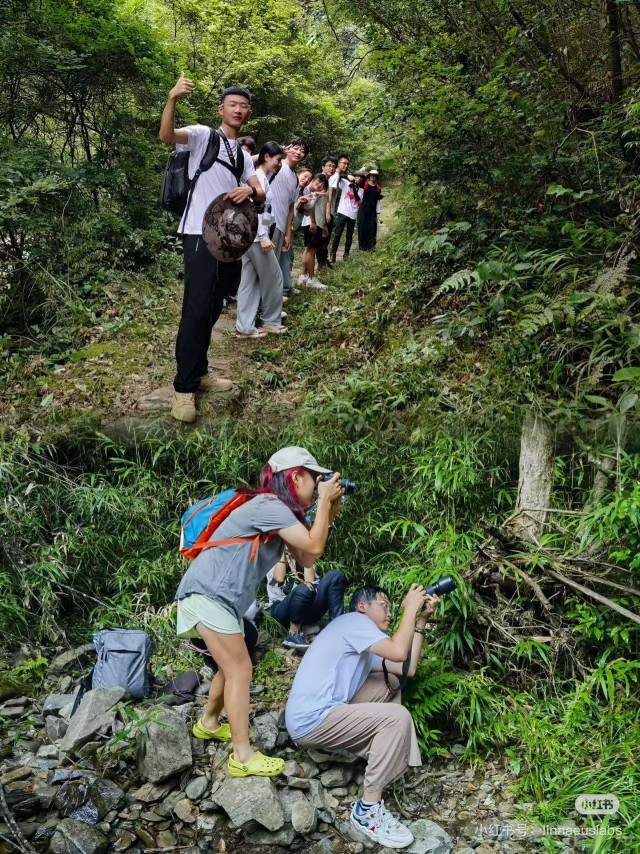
[175,447,344,778]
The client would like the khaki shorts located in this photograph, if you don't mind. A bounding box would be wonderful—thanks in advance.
[176,594,244,638]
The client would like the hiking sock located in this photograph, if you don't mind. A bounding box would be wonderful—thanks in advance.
[355,799,379,816]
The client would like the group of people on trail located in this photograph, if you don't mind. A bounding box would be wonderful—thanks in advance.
[159,75,383,424]
[161,73,429,851]
[175,445,440,849]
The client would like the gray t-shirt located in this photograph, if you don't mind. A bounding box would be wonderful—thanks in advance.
[175,495,299,621]
[285,612,387,739]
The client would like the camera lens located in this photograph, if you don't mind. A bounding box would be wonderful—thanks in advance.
[341,479,356,496]
[425,575,456,597]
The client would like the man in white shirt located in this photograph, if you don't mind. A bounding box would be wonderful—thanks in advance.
[330,171,362,263]
[286,583,439,849]
[269,139,308,296]
[159,74,265,423]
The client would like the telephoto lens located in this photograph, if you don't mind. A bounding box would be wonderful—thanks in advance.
[425,575,457,597]
[318,472,356,496]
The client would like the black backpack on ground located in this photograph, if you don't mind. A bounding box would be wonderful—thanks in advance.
[161,127,245,219]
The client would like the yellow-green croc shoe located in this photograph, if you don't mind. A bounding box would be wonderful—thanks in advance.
[228,751,285,777]
[192,719,232,741]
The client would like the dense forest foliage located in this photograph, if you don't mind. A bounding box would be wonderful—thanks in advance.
[2,0,640,847]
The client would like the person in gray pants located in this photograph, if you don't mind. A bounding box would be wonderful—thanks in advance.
[235,142,287,338]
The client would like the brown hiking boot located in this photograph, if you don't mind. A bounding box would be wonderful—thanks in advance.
[171,392,197,423]
[198,374,233,393]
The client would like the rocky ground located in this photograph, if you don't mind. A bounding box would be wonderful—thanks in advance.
[0,638,584,854]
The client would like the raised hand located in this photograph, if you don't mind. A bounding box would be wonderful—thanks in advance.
[169,71,195,100]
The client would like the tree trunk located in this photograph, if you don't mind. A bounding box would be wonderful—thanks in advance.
[605,0,624,102]
[506,411,554,542]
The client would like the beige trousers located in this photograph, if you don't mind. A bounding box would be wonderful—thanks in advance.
[296,671,422,791]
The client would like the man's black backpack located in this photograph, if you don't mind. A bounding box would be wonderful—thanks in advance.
[161,127,244,219]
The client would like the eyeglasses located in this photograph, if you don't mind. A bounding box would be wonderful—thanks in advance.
[373,599,393,615]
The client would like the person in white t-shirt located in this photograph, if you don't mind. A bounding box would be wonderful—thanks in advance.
[159,75,265,423]
[330,171,363,263]
[286,583,439,849]
[235,142,288,338]
[269,139,309,296]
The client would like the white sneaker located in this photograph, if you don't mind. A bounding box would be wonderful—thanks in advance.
[350,801,414,849]
[306,277,327,290]
[298,275,310,285]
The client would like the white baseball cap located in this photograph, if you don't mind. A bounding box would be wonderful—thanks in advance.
[268,446,332,475]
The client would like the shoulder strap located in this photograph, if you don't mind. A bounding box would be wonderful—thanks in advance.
[180,128,221,232]
[382,653,411,696]
[215,129,245,186]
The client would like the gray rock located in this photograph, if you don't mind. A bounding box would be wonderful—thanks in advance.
[449,743,466,756]
[288,776,311,789]
[51,769,83,785]
[196,812,223,833]
[50,644,95,674]
[184,775,209,801]
[291,800,317,834]
[212,775,284,830]
[299,759,320,778]
[283,759,300,777]
[246,826,298,845]
[37,744,59,759]
[174,798,198,823]
[307,748,359,765]
[155,830,177,848]
[320,766,353,788]
[252,711,280,752]
[59,688,125,754]
[277,786,306,822]
[306,779,326,809]
[55,778,124,824]
[49,818,109,854]
[407,819,453,854]
[130,781,173,803]
[309,840,336,854]
[155,790,184,818]
[43,694,77,717]
[336,817,376,850]
[133,826,156,847]
[136,706,192,783]
[35,783,58,810]
[0,705,25,718]
[0,767,32,785]
[112,829,136,851]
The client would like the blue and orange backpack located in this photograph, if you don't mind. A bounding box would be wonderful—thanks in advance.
[179,489,271,561]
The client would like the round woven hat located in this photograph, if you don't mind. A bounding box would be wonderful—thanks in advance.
[202,194,258,262]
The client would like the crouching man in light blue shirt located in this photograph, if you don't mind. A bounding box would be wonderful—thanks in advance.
[285,583,439,849]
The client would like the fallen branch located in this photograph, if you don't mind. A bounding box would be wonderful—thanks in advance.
[501,560,553,613]
[544,568,640,626]
[0,786,37,854]
[567,572,640,599]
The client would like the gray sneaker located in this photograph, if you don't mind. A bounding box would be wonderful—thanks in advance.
[283,631,310,650]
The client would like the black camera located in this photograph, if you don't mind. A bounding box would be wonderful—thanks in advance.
[318,472,356,496]
[425,575,457,597]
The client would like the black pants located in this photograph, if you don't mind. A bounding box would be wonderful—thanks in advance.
[331,214,355,258]
[174,235,226,393]
[271,570,346,628]
[316,219,334,267]
[220,259,242,300]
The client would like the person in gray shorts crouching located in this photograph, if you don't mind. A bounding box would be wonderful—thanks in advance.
[285,583,439,849]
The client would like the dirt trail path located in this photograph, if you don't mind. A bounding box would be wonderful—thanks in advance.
[4,190,397,431]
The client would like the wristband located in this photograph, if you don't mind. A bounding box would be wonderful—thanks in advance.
[414,627,427,636]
